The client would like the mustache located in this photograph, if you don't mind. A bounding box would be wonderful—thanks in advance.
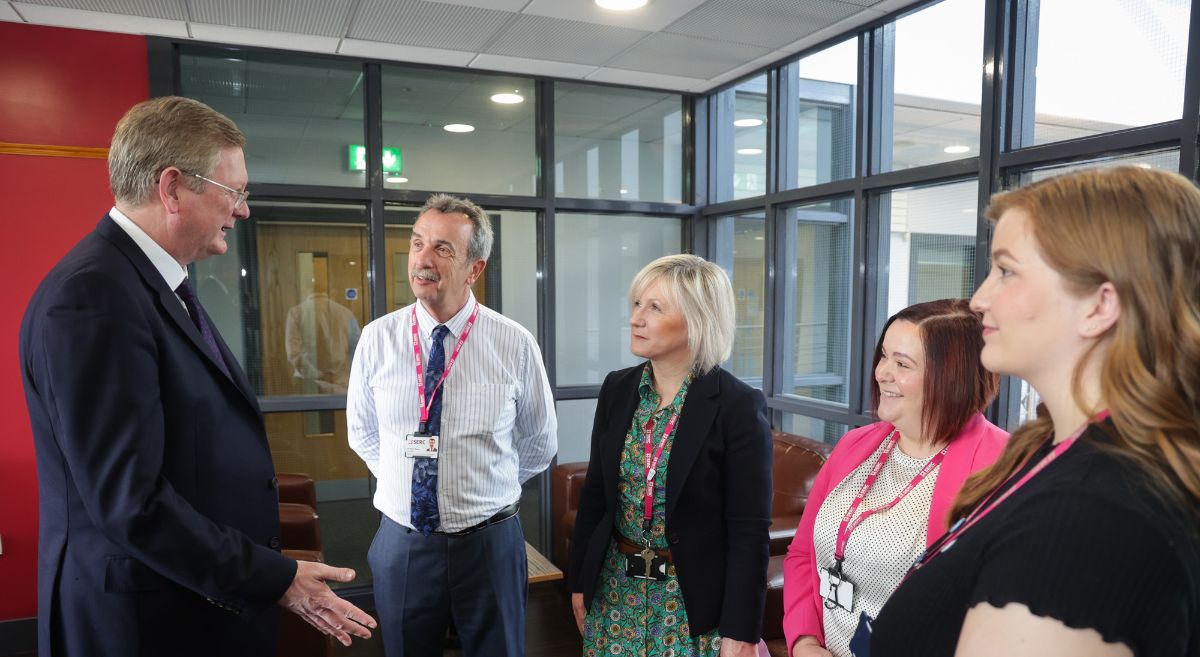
[411,268,440,282]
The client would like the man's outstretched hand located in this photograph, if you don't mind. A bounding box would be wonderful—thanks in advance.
[279,560,378,646]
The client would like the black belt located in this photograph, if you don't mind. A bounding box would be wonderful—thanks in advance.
[613,532,673,563]
[432,502,520,537]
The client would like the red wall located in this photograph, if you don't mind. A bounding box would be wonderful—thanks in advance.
[0,22,148,620]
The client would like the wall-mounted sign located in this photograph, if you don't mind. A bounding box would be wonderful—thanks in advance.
[348,145,402,173]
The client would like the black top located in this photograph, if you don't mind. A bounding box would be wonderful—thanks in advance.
[872,421,1200,657]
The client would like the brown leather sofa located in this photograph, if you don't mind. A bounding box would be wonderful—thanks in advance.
[275,473,332,657]
[550,430,833,655]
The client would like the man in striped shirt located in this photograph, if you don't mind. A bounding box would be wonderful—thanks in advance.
[347,193,557,657]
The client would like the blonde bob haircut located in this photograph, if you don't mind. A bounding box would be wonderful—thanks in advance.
[629,254,736,375]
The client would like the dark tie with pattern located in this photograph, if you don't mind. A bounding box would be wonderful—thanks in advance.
[175,279,231,379]
[411,324,449,536]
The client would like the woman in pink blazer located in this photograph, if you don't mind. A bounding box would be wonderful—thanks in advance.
[782,299,1007,657]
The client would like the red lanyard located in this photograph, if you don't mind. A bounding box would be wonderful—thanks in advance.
[834,429,947,565]
[913,410,1111,571]
[409,303,479,431]
[642,410,680,533]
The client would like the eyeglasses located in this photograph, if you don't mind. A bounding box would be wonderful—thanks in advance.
[186,171,250,209]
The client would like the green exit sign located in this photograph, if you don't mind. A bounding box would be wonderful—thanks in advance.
[348,145,402,173]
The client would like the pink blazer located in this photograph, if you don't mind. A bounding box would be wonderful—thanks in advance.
[781,413,1008,651]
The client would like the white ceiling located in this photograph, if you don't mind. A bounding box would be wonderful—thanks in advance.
[1,0,921,93]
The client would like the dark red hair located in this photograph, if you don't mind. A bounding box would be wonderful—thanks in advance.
[870,298,1000,445]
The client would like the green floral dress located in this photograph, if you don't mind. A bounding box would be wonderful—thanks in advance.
[581,366,723,657]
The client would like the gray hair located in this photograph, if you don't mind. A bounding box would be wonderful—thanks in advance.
[108,96,245,207]
[629,254,736,374]
[419,193,494,263]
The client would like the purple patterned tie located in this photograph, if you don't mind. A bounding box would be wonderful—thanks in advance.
[175,279,231,379]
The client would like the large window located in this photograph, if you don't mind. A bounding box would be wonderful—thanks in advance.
[179,48,365,187]
[553,213,685,386]
[782,198,853,405]
[554,83,684,203]
[792,37,857,188]
[714,76,768,201]
[1015,0,1192,147]
[724,212,766,385]
[883,0,984,171]
[381,67,537,195]
[195,201,370,398]
[875,179,980,331]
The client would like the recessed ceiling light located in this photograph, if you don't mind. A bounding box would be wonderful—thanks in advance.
[1136,163,1153,169]
[943,145,971,154]
[491,92,524,104]
[595,0,648,9]
[737,148,764,155]
[620,189,629,194]
[443,123,475,133]
[386,176,409,183]
[734,118,764,127]
[754,236,764,241]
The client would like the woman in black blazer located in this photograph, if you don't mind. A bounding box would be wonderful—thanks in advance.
[569,254,773,657]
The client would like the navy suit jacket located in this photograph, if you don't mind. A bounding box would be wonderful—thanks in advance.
[568,363,773,642]
[19,215,296,657]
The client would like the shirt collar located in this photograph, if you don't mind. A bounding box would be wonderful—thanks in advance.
[414,291,478,340]
[108,206,188,291]
[638,362,693,411]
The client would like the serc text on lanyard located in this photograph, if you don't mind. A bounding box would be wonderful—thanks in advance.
[642,410,680,537]
[911,410,1111,573]
[834,429,947,570]
[410,303,479,433]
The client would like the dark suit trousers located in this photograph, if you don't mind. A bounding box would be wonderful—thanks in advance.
[368,514,527,657]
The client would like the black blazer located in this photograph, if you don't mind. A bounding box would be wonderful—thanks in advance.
[568,363,773,642]
[20,216,296,657]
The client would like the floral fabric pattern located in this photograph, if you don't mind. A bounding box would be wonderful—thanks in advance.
[581,366,721,657]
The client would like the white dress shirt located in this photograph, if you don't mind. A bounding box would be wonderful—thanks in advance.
[347,292,557,532]
[109,207,187,293]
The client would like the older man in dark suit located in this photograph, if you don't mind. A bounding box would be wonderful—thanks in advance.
[19,96,375,656]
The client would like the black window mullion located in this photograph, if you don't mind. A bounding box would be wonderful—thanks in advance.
[1009,0,1040,150]
[1179,0,1200,179]
[777,62,799,194]
[364,62,387,323]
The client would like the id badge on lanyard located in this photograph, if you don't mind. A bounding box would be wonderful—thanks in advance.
[403,432,439,458]
[823,430,946,613]
[406,303,479,459]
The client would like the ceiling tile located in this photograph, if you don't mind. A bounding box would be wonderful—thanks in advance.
[666,0,861,49]
[17,0,185,20]
[12,2,187,35]
[606,32,770,80]
[584,67,705,92]
[485,14,649,66]
[689,50,781,92]
[521,0,707,32]
[469,53,598,80]
[189,24,341,52]
[338,38,477,67]
[349,0,513,51]
[866,0,925,13]
[777,7,882,54]
[423,0,528,11]
[189,0,356,37]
